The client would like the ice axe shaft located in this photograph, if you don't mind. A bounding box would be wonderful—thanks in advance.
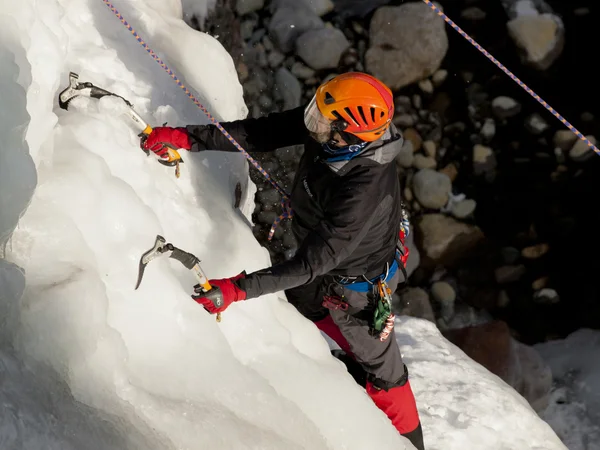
[135,235,220,322]
[58,72,182,177]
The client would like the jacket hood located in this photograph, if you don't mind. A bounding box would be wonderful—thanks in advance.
[323,123,404,175]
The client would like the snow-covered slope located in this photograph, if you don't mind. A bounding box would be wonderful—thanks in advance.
[1,1,567,449]
[536,329,600,450]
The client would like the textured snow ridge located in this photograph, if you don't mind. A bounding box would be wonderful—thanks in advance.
[0,0,567,449]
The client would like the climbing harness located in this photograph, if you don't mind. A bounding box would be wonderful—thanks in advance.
[422,0,598,157]
[100,0,292,240]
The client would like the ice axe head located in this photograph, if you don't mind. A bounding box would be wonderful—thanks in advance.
[58,71,132,111]
[58,72,84,110]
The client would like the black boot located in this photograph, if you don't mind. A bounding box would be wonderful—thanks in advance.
[331,349,367,388]
[402,422,425,450]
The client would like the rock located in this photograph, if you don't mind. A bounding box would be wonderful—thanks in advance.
[525,113,549,135]
[413,154,436,170]
[403,128,422,152]
[237,0,265,15]
[512,341,553,412]
[444,321,513,383]
[268,1,324,53]
[237,61,249,82]
[432,69,448,87]
[393,114,415,128]
[522,243,549,259]
[480,118,496,141]
[241,20,257,41]
[403,187,413,202]
[534,288,560,304]
[507,13,564,71]
[274,68,302,111]
[268,50,285,68]
[492,96,521,119]
[422,140,436,158]
[416,214,485,266]
[395,95,412,111]
[290,62,315,80]
[295,27,350,70]
[258,94,273,109]
[569,135,597,162]
[257,210,279,225]
[431,281,456,322]
[404,229,420,278]
[257,188,281,206]
[532,276,549,290]
[473,144,497,175]
[581,111,594,122]
[498,290,510,307]
[461,6,486,20]
[395,140,414,168]
[438,163,458,182]
[412,169,451,209]
[444,321,552,412]
[451,199,477,219]
[495,265,526,283]
[501,247,520,264]
[393,287,435,322]
[301,0,334,16]
[412,94,422,110]
[262,36,274,52]
[418,79,434,94]
[553,130,578,150]
[365,3,448,90]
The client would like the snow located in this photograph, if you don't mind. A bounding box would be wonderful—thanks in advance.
[536,329,600,450]
[0,0,569,449]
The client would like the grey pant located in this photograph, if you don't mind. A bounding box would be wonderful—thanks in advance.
[285,270,406,387]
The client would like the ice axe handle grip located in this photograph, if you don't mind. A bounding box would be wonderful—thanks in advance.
[169,247,200,270]
[170,247,219,322]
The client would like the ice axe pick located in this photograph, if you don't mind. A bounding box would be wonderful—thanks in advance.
[135,235,221,322]
[58,72,184,177]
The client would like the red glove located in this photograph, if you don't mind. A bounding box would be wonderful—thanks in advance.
[141,127,191,160]
[192,273,247,314]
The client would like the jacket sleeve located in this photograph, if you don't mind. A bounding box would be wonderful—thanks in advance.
[186,105,308,153]
[238,169,383,299]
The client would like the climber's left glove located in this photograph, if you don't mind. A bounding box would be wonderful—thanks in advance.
[192,273,247,314]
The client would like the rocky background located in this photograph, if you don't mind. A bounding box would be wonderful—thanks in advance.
[189,0,599,437]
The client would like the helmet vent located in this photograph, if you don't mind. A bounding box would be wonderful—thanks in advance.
[344,107,359,126]
[370,107,376,122]
[324,92,335,105]
[357,106,368,125]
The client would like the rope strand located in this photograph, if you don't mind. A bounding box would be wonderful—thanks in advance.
[101,0,291,240]
[422,0,598,156]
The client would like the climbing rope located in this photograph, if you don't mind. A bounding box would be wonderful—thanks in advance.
[101,0,597,244]
[422,0,599,157]
[101,0,292,240]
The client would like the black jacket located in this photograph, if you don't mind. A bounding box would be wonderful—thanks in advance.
[186,106,404,299]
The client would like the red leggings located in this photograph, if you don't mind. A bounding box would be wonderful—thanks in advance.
[316,315,421,435]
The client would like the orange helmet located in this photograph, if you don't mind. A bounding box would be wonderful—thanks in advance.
[305,72,394,142]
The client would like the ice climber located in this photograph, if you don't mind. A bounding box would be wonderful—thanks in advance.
[141,72,425,449]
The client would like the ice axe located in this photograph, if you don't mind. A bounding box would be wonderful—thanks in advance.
[135,235,221,322]
[58,72,184,178]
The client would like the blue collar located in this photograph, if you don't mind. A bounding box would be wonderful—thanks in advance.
[322,141,369,162]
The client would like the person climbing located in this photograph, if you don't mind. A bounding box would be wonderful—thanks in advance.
[141,72,425,450]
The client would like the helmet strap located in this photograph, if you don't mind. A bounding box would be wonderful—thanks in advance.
[328,119,364,146]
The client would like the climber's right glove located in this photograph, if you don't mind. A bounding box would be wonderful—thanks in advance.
[141,126,191,161]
